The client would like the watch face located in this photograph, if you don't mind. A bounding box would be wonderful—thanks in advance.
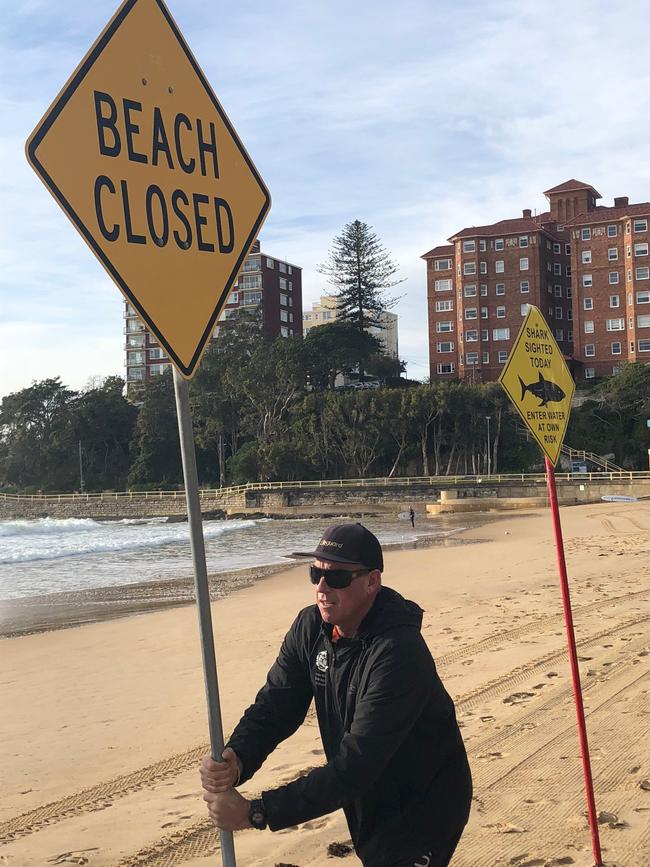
[250,802,267,829]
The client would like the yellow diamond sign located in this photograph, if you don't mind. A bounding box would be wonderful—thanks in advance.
[498,305,575,465]
[25,0,271,378]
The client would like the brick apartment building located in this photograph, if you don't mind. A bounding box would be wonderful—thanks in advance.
[124,240,302,391]
[424,179,650,383]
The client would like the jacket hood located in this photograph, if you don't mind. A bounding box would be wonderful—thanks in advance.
[357,586,423,637]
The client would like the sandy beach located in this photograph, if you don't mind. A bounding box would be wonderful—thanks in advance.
[1,501,649,867]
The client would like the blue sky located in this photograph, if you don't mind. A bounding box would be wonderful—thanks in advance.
[2,0,650,395]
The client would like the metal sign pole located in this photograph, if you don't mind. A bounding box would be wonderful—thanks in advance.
[173,368,237,867]
[544,456,603,867]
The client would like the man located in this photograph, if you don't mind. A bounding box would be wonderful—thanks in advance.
[200,523,472,867]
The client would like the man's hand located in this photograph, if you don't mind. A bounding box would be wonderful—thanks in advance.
[200,748,242,793]
[203,787,252,831]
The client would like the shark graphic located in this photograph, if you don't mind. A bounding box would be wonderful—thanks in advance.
[518,371,566,407]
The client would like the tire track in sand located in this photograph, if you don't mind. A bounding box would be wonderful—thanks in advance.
[1,595,647,849]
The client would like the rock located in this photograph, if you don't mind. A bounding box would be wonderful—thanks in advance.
[327,842,354,857]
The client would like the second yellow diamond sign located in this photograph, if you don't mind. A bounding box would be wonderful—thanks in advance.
[498,305,575,466]
[26,0,271,378]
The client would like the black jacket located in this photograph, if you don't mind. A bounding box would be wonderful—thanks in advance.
[226,586,472,866]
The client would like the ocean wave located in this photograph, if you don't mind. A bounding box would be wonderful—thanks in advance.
[0,517,101,537]
[0,518,255,564]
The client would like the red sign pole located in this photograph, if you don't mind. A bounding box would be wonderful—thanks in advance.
[544,456,603,866]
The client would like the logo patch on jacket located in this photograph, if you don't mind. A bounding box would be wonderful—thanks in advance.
[316,650,329,672]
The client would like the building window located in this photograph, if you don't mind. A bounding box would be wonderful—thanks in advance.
[636,290,650,304]
[279,262,287,274]
[496,283,505,295]
[498,350,508,363]
[149,348,166,360]
[436,341,454,353]
[608,271,620,285]
[494,239,504,251]
[244,257,261,272]
[583,297,593,310]
[585,344,595,357]
[554,285,562,297]
[611,342,622,355]
[565,243,571,255]
[495,260,505,273]
[466,352,479,365]
[463,240,476,252]
[496,306,506,318]
[279,277,288,290]
[607,225,617,237]
[521,303,530,316]
[520,281,530,293]
[480,284,488,296]
[555,306,563,319]
[585,367,596,379]
[639,339,650,352]
[636,267,650,280]
[555,329,564,341]
[493,328,510,340]
[606,248,618,262]
[568,330,573,342]
[464,262,477,275]
[240,274,262,289]
[266,257,274,268]
[150,363,171,376]
[553,242,561,254]
[606,318,625,331]
[436,320,454,332]
[581,250,592,264]
[481,329,489,341]
[480,261,487,274]
[633,219,648,232]
[519,236,529,248]
[479,240,487,251]
[435,278,453,291]
[584,320,594,333]
[608,295,620,309]
[437,362,455,374]
[242,291,262,305]
[280,309,289,322]
[553,263,562,275]
[435,299,453,312]
[464,284,477,297]
[434,258,452,270]
[465,330,478,342]
[519,258,529,271]
[583,274,593,288]
[280,326,289,337]
[481,306,488,319]
[581,228,591,240]
[638,314,650,328]
[634,242,649,256]
[465,308,478,319]
[567,308,573,321]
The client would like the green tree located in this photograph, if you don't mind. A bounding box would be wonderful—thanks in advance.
[0,378,77,490]
[74,377,137,490]
[128,372,181,488]
[302,321,382,390]
[318,220,403,378]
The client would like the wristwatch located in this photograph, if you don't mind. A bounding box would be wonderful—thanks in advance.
[248,797,268,830]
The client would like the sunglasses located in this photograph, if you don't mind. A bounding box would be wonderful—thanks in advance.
[309,564,370,589]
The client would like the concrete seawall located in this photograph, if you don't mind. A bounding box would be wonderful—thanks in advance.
[2,477,648,520]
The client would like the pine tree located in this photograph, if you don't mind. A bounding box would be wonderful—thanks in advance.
[318,220,402,332]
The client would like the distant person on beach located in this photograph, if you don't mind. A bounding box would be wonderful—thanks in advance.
[200,522,472,867]
[409,506,415,528]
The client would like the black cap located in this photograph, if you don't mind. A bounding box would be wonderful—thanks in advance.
[290,523,383,572]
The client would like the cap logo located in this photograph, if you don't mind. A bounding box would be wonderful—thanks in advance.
[320,540,344,548]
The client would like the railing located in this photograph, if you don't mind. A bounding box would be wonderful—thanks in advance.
[561,444,624,473]
[2,471,650,503]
